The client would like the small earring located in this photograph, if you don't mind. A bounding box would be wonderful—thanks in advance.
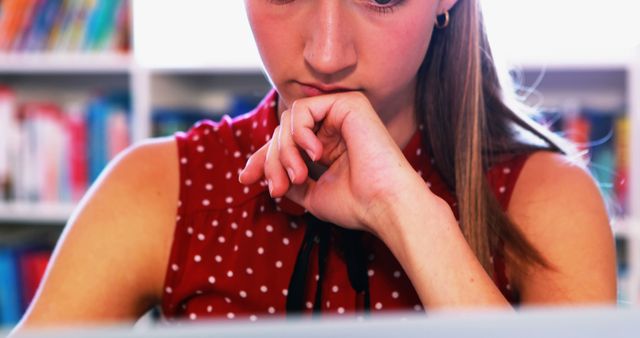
[435,10,450,29]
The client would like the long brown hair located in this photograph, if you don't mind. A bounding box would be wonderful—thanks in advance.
[416,0,574,276]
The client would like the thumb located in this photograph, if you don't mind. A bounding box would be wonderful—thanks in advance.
[284,177,317,212]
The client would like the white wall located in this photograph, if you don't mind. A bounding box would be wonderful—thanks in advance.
[481,0,640,67]
[132,0,261,70]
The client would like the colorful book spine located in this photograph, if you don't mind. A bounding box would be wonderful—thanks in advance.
[0,0,129,52]
[0,247,22,326]
[19,103,65,202]
[24,0,62,51]
[0,0,31,50]
[13,0,42,51]
[0,86,18,201]
[86,91,130,182]
[614,116,629,215]
[1,86,130,204]
[66,102,88,202]
[18,249,51,314]
[0,245,52,327]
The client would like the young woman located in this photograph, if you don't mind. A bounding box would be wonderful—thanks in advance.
[12,0,616,331]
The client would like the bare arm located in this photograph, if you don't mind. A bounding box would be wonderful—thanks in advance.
[507,151,617,304]
[9,137,179,333]
[374,151,616,308]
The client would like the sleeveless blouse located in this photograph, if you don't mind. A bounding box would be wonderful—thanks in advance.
[160,89,530,322]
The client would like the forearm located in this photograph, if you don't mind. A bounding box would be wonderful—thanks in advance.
[374,184,512,309]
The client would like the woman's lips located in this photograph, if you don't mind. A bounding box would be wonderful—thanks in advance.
[299,83,356,97]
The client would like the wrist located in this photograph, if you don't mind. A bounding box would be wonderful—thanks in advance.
[368,176,456,258]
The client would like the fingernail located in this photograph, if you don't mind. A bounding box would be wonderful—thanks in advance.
[305,148,316,162]
[287,168,296,182]
[238,168,246,184]
[268,179,273,196]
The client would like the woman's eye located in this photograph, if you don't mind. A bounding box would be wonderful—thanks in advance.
[267,0,405,15]
[267,0,294,4]
[367,0,404,15]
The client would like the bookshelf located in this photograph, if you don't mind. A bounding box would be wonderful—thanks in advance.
[0,53,132,74]
[0,0,134,327]
[0,202,74,225]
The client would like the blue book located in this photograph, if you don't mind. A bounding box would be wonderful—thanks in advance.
[83,0,120,50]
[0,248,22,326]
[152,108,216,137]
[86,91,131,183]
[228,94,263,118]
[93,0,121,50]
[32,0,63,51]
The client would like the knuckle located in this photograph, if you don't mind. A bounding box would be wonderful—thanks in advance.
[280,109,289,121]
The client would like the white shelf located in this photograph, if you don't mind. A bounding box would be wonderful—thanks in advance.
[613,218,640,238]
[514,58,630,72]
[0,53,132,74]
[0,202,73,225]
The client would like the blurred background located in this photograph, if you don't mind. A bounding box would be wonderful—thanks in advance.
[0,0,639,329]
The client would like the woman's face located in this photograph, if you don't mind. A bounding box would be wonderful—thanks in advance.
[244,0,454,127]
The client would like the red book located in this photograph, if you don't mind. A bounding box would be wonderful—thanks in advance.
[564,113,591,160]
[19,102,65,202]
[107,109,130,160]
[65,104,88,202]
[18,249,51,312]
[614,117,630,215]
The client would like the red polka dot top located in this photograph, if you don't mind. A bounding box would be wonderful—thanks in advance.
[161,89,531,322]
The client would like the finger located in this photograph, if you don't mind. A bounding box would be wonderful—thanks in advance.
[296,92,386,153]
[290,99,325,162]
[285,177,317,212]
[278,109,309,185]
[239,142,269,185]
[264,126,290,197]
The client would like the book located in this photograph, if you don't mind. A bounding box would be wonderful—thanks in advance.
[1,86,130,205]
[83,0,119,50]
[0,227,54,326]
[24,0,63,51]
[13,0,43,51]
[0,86,18,201]
[540,105,627,217]
[17,102,66,202]
[0,247,22,326]
[65,102,88,202]
[86,91,130,182]
[0,0,32,50]
[614,116,629,215]
[18,249,50,314]
[152,108,214,137]
[0,0,129,52]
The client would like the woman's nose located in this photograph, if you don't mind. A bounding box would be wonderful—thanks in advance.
[303,1,357,79]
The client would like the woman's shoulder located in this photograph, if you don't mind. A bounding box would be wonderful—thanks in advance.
[508,150,600,213]
[89,136,181,288]
[500,149,605,217]
[105,136,180,211]
[82,136,182,301]
[502,152,616,302]
[14,137,182,327]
